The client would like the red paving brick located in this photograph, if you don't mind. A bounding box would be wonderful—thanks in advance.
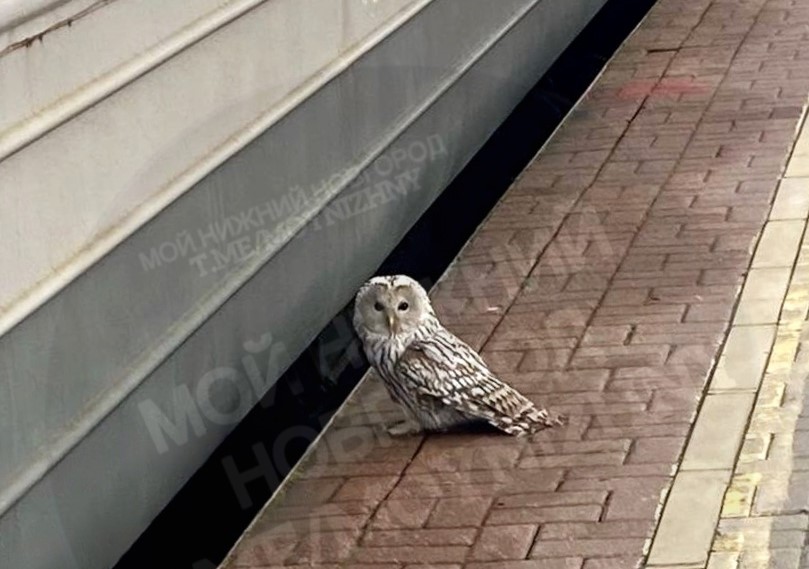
[222,0,809,566]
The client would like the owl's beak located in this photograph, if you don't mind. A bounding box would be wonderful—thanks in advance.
[387,313,398,335]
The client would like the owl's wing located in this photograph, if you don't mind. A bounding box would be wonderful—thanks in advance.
[395,331,563,435]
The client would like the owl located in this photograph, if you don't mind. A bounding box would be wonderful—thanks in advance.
[353,274,565,436]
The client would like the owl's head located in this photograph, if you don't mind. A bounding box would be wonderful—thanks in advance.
[353,275,435,337]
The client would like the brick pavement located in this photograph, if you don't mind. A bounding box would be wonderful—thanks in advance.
[221,0,809,567]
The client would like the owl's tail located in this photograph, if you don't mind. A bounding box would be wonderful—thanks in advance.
[497,405,567,437]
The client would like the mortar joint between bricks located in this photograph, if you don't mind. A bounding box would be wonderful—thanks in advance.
[624,325,638,346]
[598,491,615,523]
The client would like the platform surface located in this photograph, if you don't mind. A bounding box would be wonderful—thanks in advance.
[220,0,809,567]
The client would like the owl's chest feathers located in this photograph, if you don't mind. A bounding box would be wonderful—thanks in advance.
[360,325,435,401]
[362,331,416,378]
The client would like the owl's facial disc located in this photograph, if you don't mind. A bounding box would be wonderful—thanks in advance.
[359,280,428,337]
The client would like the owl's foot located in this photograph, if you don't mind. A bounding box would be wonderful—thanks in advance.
[385,420,422,437]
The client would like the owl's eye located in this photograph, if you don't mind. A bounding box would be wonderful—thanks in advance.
[398,301,410,311]
[373,302,384,312]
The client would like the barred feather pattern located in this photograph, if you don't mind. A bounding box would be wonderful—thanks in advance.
[354,277,564,436]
